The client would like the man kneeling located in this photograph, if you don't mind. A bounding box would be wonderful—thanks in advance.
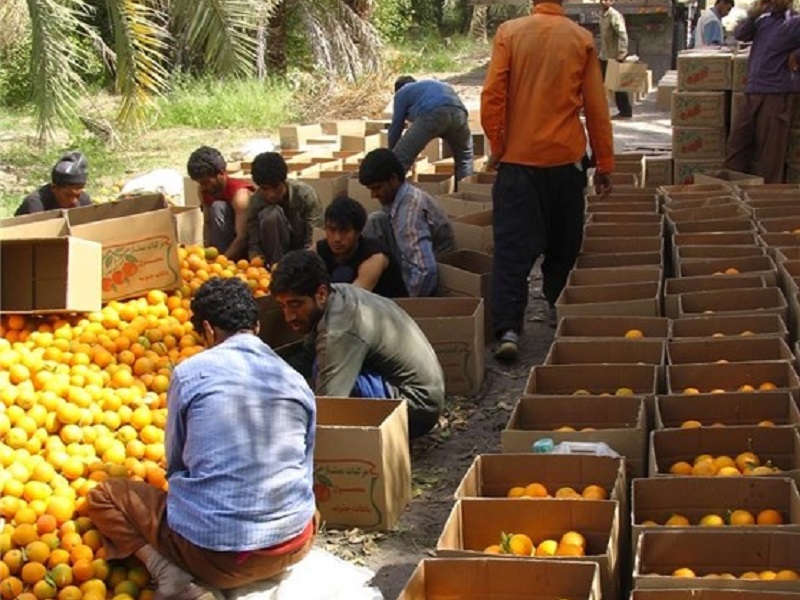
[87,278,318,599]
[271,250,445,438]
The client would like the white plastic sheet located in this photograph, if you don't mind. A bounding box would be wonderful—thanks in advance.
[119,168,186,206]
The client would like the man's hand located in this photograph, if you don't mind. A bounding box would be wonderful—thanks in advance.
[617,52,627,62]
[749,0,770,18]
[487,155,501,171]
[789,52,800,73]
[594,171,613,196]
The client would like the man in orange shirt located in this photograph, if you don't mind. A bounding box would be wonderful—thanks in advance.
[481,0,614,362]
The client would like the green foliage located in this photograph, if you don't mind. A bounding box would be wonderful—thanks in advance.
[154,76,298,130]
[372,0,414,43]
[0,35,32,107]
[386,34,483,73]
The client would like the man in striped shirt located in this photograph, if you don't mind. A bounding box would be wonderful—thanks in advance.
[359,148,456,297]
[87,278,317,599]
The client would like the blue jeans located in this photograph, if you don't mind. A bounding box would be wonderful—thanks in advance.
[312,359,392,399]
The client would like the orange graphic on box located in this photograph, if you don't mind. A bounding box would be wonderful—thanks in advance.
[101,236,179,297]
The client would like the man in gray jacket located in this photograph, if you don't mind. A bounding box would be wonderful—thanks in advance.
[599,0,633,119]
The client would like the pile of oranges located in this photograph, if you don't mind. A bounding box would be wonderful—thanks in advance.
[483,530,588,557]
[0,246,270,599]
[668,451,783,477]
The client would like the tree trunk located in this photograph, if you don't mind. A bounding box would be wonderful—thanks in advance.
[344,0,371,18]
[469,5,488,42]
[266,0,288,76]
[256,23,267,80]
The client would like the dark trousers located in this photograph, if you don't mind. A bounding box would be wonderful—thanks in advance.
[599,60,633,117]
[492,163,586,338]
[724,93,794,184]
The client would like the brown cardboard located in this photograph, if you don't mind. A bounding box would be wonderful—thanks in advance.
[758,217,800,235]
[545,338,665,366]
[733,52,749,91]
[555,315,669,339]
[674,232,759,248]
[0,237,102,313]
[676,256,777,285]
[346,175,381,214]
[634,530,800,591]
[170,206,203,246]
[580,237,663,255]
[753,206,800,221]
[567,267,662,287]
[279,123,323,149]
[667,336,793,366]
[606,58,648,91]
[65,195,181,301]
[670,313,789,341]
[524,364,659,397]
[645,155,674,187]
[666,204,751,224]
[314,397,410,530]
[0,211,68,240]
[394,297,484,396]
[320,120,366,136]
[632,591,800,600]
[396,558,602,600]
[585,201,659,214]
[586,212,665,224]
[340,133,381,153]
[457,172,496,196]
[676,246,765,260]
[649,426,800,479]
[673,128,727,160]
[664,274,766,319]
[659,183,733,198]
[673,159,726,184]
[671,92,727,128]
[694,170,765,187]
[453,454,626,503]
[677,287,787,321]
[555,281,662,318]
[743,184,800,200]
[437,498,620,600]
[575,252,663,269]
[586,192,657,204]
[299,171,350,207]
[436,250,493,340]
[412,173,455,196]
[663,196,741,213]
[677,52,733,90]
[583,223,664,238]
[452,210,493,254]
[435,191,491,218]
[655,391,800,429]
[666,361,800,395]
[672,218,754,234]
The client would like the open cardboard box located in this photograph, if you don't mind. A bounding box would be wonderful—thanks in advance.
[666,361,800,395]
[585,201,660,214]
[434,191,491,218]
[457,172,496,195]
[298,171,350,207]
[666,204,751,225]
[452,209,493,254]
[555,315,669,340]
[676,246,766,261]
[0,210,68,240]
[667,337,793,365]
[580,237,663,255]
[670,313,789,341]
[575,252,663,269]
[583,222,664,239]
[566,267,662,287]
[676,256,777,285]
[634,530,800,592]
[758,233,800,254]
[672,219,755,234]
[632,478,800,570]
[664,275,766,318]
[315,397,410,530]
[544,339,665,366]
[673,232,759,247]
[436,250,492,340]
[663,197,742,214]
[502,394,647,477]
[741,183,800,198]
[777,248,800,263]
[412,173,455,196]
[631,590,800,600]
[394,297,484,396]
[758,217,800,235]
[524,364,659,397]
[437,498,620,600]
[396,558,602,600]
[694,169,765,187]
[0,237,102,313]
[753,206,800,221]
[655,391,800,429]
[586,212,665,225]
[555,281,662,318]
[747,198,800,211]
[677,287,787,321]
[659,183,733,198]
[586,193,657,206]
[649,426,800,479]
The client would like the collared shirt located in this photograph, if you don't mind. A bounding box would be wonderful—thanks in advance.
[388,80,468,148]
[246,180,323,260]
[600,6,629,60]
[387,182,455,297]
[735,10,800,94]
[307,284,445,417]
[165,333,316,552]
[481,4,615,173]
[694,7,724,47]
[15,184,91,216]
[201,175,253,206]
[316,236,408,298]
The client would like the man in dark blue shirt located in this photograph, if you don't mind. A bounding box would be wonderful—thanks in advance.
[388,76,474,183]
[15,152,93,216]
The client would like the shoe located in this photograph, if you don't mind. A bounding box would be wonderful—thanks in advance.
[494,330,519,363]
[611,113,633,120]
[548,306,558,328]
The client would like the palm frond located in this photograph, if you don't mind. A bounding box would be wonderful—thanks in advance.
[105,0,170,129]
[76,20,117,71]
[170,0,262,76]
[26,0,91,143]
[0,0,30,52]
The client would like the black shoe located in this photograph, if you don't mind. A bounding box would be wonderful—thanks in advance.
[611,113,633,120]
[494,330,519,363]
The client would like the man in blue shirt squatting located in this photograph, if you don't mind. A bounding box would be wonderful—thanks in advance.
[86,278,318,600]
[271,250,446,438]
[389,75,475,184]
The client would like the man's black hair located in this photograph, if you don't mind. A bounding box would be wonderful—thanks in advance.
[270,250,331,297]
[190,277,258,333]
[358,148,406,187]
[325,196,367,232]
[716,0,734,6]
[187,146,226,180]
[394,75,416,93]
[251,152,288,187]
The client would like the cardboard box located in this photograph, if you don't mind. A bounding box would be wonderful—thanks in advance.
[673,128,728,160]
[634,530,800,591]
[606,58,648,91]
[676,246,765,261]
[580,237,663,255]
[664,196,741,213]
[65,195,181,301]
[314,397,410,530]
[453,454,627,503]
[435,191,491,217]
[631,477,800,558]
[585,201,659,214]
[320,120,366,137]
[667,204,751,226]
[733,52,749,91]
[437,498,620,600]
[677,287,787,321]
[673,159,726,184]
[457,172,496,195]
[0,211,69,241]
[673,232,759,248]
[567,267,662,287]
[676,256,777,285]
[670,313,789,341]
[671,92,727,128]
[655,391,800,429]
[575,252,663,269]
[632,590,800,600]
[758,217,800,235]
[744,184,800,200]
[645,155,674,187]
[412,173,455,196]
[666,360,800,396]
[346,175,381,214]
[649,426,800,478]
[659,183,733,197]
[394,297,484,396]
[0,237,102,313]
[279,124,323,149]
[694,170,764,187]
[397,558,603,600]
[545,338,665,366]
[753,206,800,221]
[524,364,659,397]
[664,274,766,318]
[667,337,793,366]
[555,281,662,318]
[340,133,381,153]
[170,206,203,246]
[677,52,733,90]
[452,210,493,254]
[583,222,663,240]
[586,212,665,225]
[586,191,658,204]
[436,250,493,340]
[299,171,350,207]
[672,218,755,235]
[555,315,669,340]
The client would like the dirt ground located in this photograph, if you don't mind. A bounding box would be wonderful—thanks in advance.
[314,66,673,599]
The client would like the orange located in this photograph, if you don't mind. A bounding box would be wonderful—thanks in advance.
[12,523,38,546]
[680,420,702,428]
[699,514,725,527]
[669,461,692,476]
[556,542,585,557]
[756,509,783,525]
[20,561,48,585]
[535,539,558,556]
[0,576,23,600]
[582,485,607,500]
[691,460,718,477]
[506,486,526,498]
[504,533,534,556]
[71,559,94,582]
[665,514,690,527]
[717,466,742,477]
[741,571,760,580]
[683,387,701,395]
[730,509,755,526]
[49,563,73,587]
[481,544,501,554]
[672,568,696,578]
[524,482,549,498]
[554,487,580,499]
[776,570,800,580]
[560,530,586,549]
[32,579,57,599]
[760,571,778,580]
[735,452,760,473]
[624,329,644,339]
[26,540,51,564]
[56,586,83,600]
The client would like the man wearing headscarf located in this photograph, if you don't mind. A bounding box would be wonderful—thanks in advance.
[15,151,93,215]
